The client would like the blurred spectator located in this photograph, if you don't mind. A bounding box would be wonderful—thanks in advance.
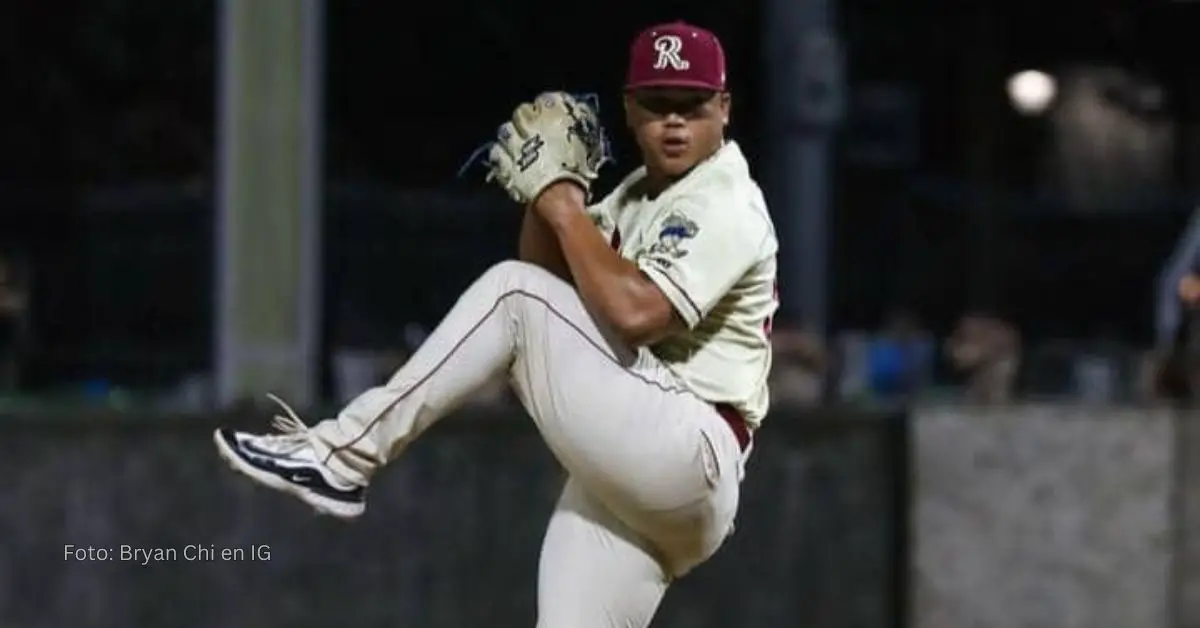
[863,309,933,400]
[1149,272,1200,403]
[1070,326,1127,403]
[0,251,30,393]
[769,324,827,405]
[945,313,1020,403]
[1149,343,1197,403]
[1138,348,1178,403]
[1180,271,1200,307]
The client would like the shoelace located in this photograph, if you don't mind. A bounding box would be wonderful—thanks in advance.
[258,393,315,455]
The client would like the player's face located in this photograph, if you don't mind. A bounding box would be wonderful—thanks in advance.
[625,88,730,178]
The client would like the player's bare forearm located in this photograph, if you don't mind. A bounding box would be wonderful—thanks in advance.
[535,184,678,346]
[518,209,572,282]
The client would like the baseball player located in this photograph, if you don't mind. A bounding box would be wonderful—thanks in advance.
[214,20,778,627]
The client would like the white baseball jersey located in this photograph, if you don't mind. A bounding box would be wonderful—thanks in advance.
[587,141,779,429]
[245,122,770,628]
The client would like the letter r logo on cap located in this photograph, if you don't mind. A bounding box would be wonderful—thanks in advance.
[652,35,690,71]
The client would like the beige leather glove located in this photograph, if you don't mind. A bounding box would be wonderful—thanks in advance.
[486,92,609,205]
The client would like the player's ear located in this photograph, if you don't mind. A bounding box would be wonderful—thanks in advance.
[719,91,732,127]
[622,93,635,130]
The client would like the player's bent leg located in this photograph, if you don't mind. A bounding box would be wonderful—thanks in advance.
[498,267,743,576]
[214,260,581,517]
[213,260,541,518]
[537,479,669,628]
[306,260,588,483]
[214,259,741,556]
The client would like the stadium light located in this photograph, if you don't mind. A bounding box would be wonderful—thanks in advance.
[1006,69,1057,115]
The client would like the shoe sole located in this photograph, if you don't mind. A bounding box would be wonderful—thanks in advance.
[212,429,365,520]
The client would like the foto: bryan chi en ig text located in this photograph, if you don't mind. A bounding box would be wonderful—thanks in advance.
[65,544,271,565]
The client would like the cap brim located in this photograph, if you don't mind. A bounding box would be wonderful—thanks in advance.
[624,79,724,92]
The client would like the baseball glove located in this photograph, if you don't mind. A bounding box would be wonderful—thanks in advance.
[486,91,609,205]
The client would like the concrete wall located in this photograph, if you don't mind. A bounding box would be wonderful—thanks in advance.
[1174,409,1200,628]
[911,403,1176,628]
[0,405,906,628]
[18,400,1196,628]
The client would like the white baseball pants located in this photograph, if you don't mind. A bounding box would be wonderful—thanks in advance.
[309,260,744,627]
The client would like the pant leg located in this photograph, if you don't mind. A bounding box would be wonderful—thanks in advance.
[310,260,740,569]
[536,478,669,628]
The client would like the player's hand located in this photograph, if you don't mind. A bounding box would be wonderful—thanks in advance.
[485,91,609,206]
[1181,273,1200,305]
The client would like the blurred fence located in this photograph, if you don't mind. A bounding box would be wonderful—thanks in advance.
[5,180,1193,402]
[834,170,1194,340]
[8,183,522,394]
[0,403,908,628]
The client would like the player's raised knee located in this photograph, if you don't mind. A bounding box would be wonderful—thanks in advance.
[480,259,563,292]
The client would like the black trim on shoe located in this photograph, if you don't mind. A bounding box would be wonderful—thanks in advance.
[217,429,365,504]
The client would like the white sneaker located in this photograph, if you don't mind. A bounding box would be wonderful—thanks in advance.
[213,394,366,520]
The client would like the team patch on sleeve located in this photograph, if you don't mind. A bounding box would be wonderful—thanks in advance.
[646,212,700,259]
[635,202,763,329]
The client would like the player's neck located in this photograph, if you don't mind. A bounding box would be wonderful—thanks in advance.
[641,140,724,198]
[641,169,683,199]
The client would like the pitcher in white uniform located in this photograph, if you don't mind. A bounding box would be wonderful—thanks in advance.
[214,20,779,628]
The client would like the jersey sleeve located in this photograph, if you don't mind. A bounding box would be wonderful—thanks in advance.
[635,200,766,329]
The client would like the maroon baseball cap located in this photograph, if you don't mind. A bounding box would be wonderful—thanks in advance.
[624,21,727,92]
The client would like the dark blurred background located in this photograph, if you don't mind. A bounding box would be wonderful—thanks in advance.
[2,0,1198,409]
[1,1,1199,627]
